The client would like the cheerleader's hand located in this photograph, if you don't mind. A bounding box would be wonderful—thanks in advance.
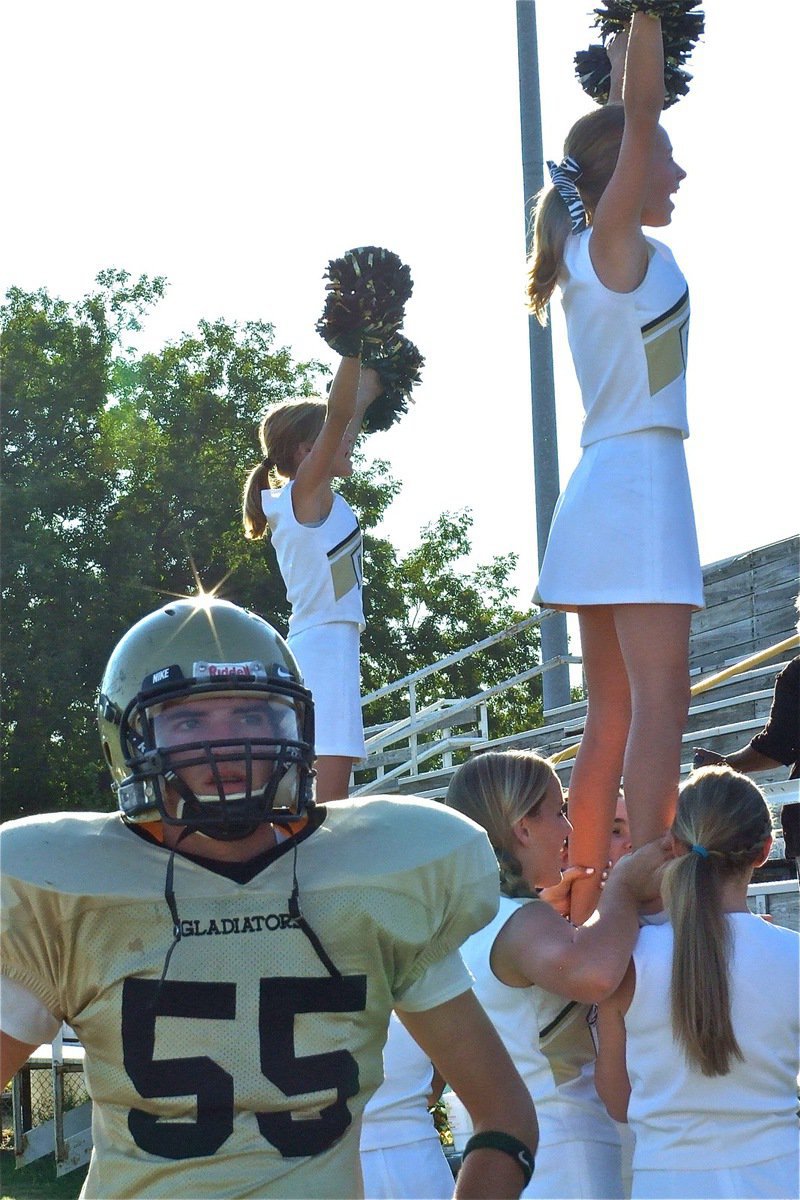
[612,836,673,907]
[539,866,596,919]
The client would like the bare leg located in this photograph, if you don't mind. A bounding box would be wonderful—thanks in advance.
[314,755,355,803]
[613,604,692,847]
[567,607,632,926]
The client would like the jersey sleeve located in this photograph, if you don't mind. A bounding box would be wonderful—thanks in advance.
[0,845,68,1024]
[365,798,500,1003]
[393,950,473,1013]
[0,976,61,1044]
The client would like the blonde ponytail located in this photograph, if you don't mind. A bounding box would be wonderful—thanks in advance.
[662,766,772,1076]
[241,398,327,541]
[242,459,273,540]
[527,104,626,325]
[527,187,574,324]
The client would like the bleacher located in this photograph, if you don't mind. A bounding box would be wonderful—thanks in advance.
[353,535,799,862]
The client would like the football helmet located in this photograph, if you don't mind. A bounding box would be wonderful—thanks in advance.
[98,599,315,839]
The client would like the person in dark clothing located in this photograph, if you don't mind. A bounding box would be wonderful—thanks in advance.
[694,655,799,864]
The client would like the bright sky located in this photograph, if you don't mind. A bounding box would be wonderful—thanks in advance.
[2,0,797,607]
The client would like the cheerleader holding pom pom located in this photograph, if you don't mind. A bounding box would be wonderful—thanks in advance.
[243,248,418,803]
[242,357,382,803]
[528,6,703,925]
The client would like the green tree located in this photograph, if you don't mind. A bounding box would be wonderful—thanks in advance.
[1,274,322,820]
[359,508,541,739]
[1,273,167,816]
[1,273,541,823]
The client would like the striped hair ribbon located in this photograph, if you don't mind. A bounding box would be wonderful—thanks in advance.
[546,156,587,233]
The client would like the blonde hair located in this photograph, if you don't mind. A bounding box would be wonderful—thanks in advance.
[242,399,327,539]
[527,104,626,324]
[445,750,560,898]
[662,766,772,1077]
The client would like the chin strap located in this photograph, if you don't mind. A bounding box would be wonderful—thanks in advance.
[288,837,341,979]
[152,828,193,1003]
[151,814,340,1009]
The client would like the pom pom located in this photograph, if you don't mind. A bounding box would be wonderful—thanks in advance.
[361,335,425,433]
[315,246,413,358]
[593,1,704,46]
[577,1,703,107]
[575,44,612,105]
[575,42,691,107]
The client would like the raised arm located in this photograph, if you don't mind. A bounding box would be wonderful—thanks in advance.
[591,10,665,291]
[606,28,629,104]
[347,364,382,442]
[491,838,668,1004]
[291,354,361,519]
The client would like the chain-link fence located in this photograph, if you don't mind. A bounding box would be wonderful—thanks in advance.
[5,1050,91,1175]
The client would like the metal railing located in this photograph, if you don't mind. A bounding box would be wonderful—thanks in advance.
[353,611,581,793]
[354,620,799,796]
[549,632,800,766]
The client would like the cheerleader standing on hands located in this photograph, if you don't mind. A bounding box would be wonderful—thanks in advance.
[528,9,703,924]
[242,357,381,802]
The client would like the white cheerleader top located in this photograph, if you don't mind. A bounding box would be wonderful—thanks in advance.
[560,230,690,447]
[360,1012,440,1150]
[261,481,365,635]
[626,914,800,1171]
[460,895,618,1151]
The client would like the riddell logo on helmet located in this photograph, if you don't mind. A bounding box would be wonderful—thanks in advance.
[193,661,268,682]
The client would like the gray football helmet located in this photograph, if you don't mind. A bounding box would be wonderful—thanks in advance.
[98,599,315,839]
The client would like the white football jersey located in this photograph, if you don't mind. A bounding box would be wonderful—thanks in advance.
[1,796,498,1199]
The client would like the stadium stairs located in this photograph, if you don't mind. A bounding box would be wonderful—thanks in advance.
[353,535,799,903]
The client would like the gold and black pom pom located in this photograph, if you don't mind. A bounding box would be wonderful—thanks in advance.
[575,1,703,108]
[315,246,413,358]
[361,335,425,433]
[574,43,692,108]
[574,44,613,105]
[593,0,704,43]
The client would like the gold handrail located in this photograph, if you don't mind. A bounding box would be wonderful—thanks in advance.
[549,633,800,766]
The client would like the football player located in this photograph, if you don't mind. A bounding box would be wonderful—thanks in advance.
[1,598,536,1199]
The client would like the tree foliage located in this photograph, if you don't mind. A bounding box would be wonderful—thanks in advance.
[359,508,541,736]
[1,272,540,822]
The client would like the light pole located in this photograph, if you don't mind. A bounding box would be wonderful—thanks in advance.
[516,0,571,711]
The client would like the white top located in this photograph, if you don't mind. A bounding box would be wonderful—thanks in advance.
[360,1012,440,1150]
[261,481,364,635]
[626,914,800,1170]
[460,895,618,1150]
[561,230,690,447]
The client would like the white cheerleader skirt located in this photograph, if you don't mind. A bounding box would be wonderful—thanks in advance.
[631,1151,799,1199]
[288,621,366,760]
[525,1137,624,1199]
[534,428,704,611]
[360,1139,455,1200]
